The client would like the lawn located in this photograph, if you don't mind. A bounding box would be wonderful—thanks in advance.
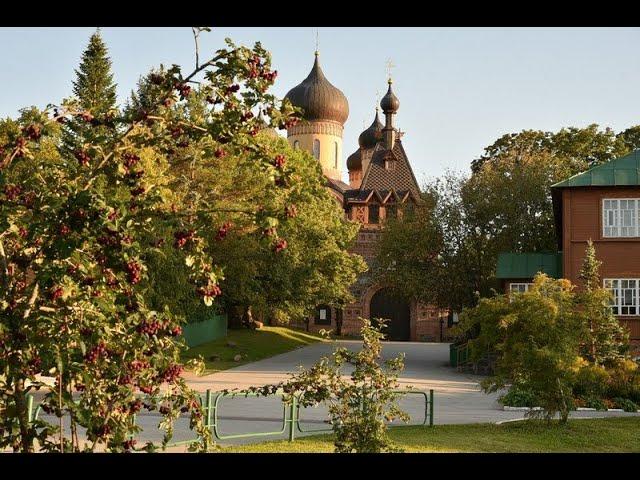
[181,326,326,374]
[224,417,640,453]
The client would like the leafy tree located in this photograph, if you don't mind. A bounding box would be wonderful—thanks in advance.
[127,75,366,329]
[242,319,409,453]
[457,274,583,423]
[0,31,298,453]
[577,240,629,365]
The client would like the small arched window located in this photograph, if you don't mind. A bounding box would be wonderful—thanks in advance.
[334,142,339,169]
[293,140,300,150]
[313,139,320,160]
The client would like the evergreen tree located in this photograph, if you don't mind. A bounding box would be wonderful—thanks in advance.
[72,29,117,115]
[62,29,118,155]
[577,240,629,365]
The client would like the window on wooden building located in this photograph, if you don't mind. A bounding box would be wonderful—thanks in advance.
[603,199,639,237]
[509,283,533,294]
[315,305,332,325]
[604,278,639,316]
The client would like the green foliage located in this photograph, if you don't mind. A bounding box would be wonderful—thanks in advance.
[612,397,639,412]
[458,274,583,423]
[499,385,539,408]
[0,30,297,452]
[242,319,409,453]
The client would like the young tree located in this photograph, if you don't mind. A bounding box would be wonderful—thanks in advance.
[457,274,583,423]
[242,319,409,453]
[0,31,298,453]
[577,240,629,365]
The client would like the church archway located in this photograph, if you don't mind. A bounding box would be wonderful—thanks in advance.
[369,288,410,341]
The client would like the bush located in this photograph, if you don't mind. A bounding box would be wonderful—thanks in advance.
[499,385,539,408]
[582,396,608,411]
[606,359,640,402]
[613,397,639,412]
[574,363,609,399]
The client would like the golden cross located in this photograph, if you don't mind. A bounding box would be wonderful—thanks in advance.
[385,59,395,81]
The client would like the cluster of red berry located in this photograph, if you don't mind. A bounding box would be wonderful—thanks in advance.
[136,318,162,336]
[122,439,137,451]
[274,154,286,169]
[79,111,94,123]
[75,149,90,167]
[25,355,42,376]
[3,184,22,201]
[176,83,191,99]
[263,226,277,237]
[122,152,140,169]
[274,238,288,254]
[225,84,240,94]
[22,124,41,140]
[18,226,28,239]
[130,186,145,197]
[13,137,27,158]
[197,284,222,299]
[214,147,226,159]
[49,286,64,301]
[85,341,107,363]
[160,364,183,383]
[215,222,232,241]
[126,260,142,285]
[174,229,195,249]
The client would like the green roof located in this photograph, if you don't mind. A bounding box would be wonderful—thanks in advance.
[552,149,640,188]
[496,252,563,279]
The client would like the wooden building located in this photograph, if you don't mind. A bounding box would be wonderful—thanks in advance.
[497,150,640,349]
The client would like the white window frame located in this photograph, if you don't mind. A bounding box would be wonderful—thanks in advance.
[602,198,639,238]
[509,283,533,294]
[604,278,639,316]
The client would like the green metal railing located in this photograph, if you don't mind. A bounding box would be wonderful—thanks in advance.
[25,388,434,446]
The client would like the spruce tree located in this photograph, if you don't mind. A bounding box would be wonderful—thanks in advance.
[72,29,117,115]
[62,29,118,155]
[577,239,629,365]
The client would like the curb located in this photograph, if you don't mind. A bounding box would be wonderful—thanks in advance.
[504,405,640,413]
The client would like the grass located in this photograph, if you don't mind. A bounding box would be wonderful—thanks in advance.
[224,417,640,453]
[181,326,326,374]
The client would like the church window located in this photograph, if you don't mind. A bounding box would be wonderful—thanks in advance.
[334,142,339,169]
[315,305,332,325]
[293,140,300,150]
[386,204,397,219]
[313,139,320,160]
[368,204,380,224]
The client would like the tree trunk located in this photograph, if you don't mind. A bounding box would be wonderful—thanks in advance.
[13,380,34,452]
[227,305,245,330]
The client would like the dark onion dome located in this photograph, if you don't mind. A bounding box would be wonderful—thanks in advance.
[358,109,383,149]
[284,52,349,125]
[346,148,362,171]
[380,79,400,113]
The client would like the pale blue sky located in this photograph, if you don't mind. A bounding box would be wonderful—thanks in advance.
[1,27,639,183]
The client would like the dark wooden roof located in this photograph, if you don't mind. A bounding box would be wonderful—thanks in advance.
[358,140,420,196]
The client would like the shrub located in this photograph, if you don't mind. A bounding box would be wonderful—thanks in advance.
[574,363,609,399]
[613,397,639,412]
[606,359,640,402]
[499,385,539,408]
[583,396,608,411]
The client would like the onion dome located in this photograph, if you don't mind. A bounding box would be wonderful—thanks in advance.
[380,79,400,113]
[284,52,349,125]
[358,109,383,149]
[346,148,362,171]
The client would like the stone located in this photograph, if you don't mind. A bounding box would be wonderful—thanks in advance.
[233,354,242,362]
[226,340,237,348]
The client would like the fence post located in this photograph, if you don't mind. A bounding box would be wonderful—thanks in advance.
[288,395,297,442]
[27,394,34,423]
[429,389,434,427]
[205,390,212,429]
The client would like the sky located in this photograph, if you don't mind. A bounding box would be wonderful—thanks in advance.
[1,27,639,184]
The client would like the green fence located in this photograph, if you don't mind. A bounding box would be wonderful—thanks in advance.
[181,313,227,348]
[27,388,434,448]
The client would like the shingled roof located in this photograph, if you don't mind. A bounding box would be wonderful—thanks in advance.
[552,149,640,188]
[358,140,421,196]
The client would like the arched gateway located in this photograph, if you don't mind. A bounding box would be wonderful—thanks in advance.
[369,288,411,341]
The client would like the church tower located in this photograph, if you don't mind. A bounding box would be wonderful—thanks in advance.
[284,52,349,181]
